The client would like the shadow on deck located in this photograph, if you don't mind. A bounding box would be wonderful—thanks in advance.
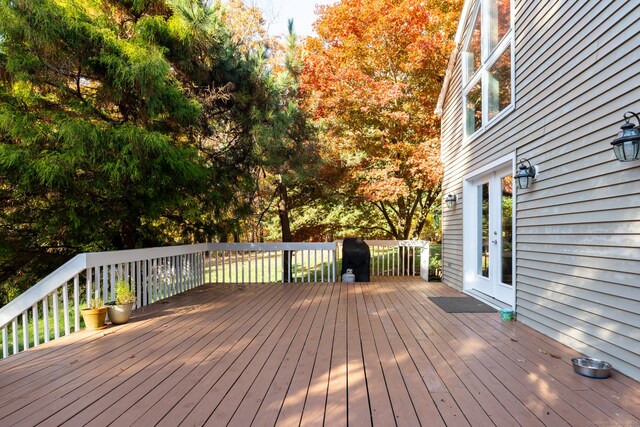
[0,277,639,426]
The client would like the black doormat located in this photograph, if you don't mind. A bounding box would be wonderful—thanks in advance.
[428,296,497,313]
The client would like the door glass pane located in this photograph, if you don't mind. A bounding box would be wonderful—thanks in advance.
[465,80,482,136]
[501,175,513,285]
[488,46,511,120]
[478,183,489,278]
[489,0,511,53]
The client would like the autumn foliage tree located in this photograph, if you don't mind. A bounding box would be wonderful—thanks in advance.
[301,0,462,240]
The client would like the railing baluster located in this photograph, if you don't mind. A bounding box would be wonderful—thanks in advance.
[332,249,336,282]
[234,251,239,284]
[187,254,191,289]
[62,283,70,336]
[110,265,116,302]
[244,251,248,284]
[102,265,108,303]
[375,246,378,276]
[157,258,162,300]
[43,296,49,343]
[2,326,8,358]
[412,246,416,275]
[53,291,60,339]
[151,258,156,304]
[182,255,187,290]
[390,245,394,276]
[168,256,172,296]
[143,260,148,307]
[215,251,219,284]
[22,312,29,350]
[242,251,246,284]
[74,274,80,332]
[180,254,186,291]
[86,268,92,308]
[260,251,265,283]
[12,319,18,355]
[172,256,176,295]
[163,256,167,297]
[200,252,205,286]
[136,261,142,308]
[32,304,39,347]
[170,256,175,295]
[180,255,184,292]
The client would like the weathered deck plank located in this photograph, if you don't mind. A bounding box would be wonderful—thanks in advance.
[0,277,638,426]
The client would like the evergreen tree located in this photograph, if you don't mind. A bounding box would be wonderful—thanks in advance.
[0,0,263,304]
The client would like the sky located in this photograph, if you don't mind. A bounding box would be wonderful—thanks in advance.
[245,0,336,37]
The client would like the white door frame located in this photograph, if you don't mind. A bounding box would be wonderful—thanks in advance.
[462,153,516,307]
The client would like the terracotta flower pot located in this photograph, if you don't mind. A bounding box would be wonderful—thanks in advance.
[107,303,134,325]
[81,307,108,330]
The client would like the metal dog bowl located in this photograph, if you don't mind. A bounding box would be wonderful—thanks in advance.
[571,357,612,379]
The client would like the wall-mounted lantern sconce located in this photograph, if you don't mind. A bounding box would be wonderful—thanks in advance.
[514,158,539,190]
[444,193,458,209]
[611,111,640,162]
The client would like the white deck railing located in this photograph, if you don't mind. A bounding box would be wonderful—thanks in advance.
[0,244,208,359]
[337,239,428,277]
[208,242,337,284]
[0,240,428,359]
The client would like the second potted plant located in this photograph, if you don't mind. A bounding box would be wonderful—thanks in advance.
[81,298,108,330]
[107,281,137,325]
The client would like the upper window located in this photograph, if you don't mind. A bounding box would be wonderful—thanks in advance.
[462,0,513,139]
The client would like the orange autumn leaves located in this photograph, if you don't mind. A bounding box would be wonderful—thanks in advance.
[300,0,462,205]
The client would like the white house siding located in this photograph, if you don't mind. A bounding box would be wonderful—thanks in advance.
[440,0,640,380]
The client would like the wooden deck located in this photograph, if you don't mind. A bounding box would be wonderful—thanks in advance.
[1,278,639,426]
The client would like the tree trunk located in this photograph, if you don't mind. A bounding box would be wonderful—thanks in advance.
[277,181,293,281]
[119,218,137,250]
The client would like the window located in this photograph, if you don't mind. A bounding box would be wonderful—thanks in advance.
[462,0,513,139]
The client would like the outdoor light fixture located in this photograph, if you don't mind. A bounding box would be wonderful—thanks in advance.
[444,193,458,209]
[611,111,640,162]
[514,158,539,190]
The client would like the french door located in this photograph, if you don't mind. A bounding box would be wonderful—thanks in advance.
[463,164,514,305]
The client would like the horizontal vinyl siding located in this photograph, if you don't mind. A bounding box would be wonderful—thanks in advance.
[440,0,640,380]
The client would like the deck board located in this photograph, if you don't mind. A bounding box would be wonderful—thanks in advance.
[1,277,639,426]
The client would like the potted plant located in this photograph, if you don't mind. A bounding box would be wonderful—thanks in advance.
[107,281,137,325]
[81,298,108,330]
